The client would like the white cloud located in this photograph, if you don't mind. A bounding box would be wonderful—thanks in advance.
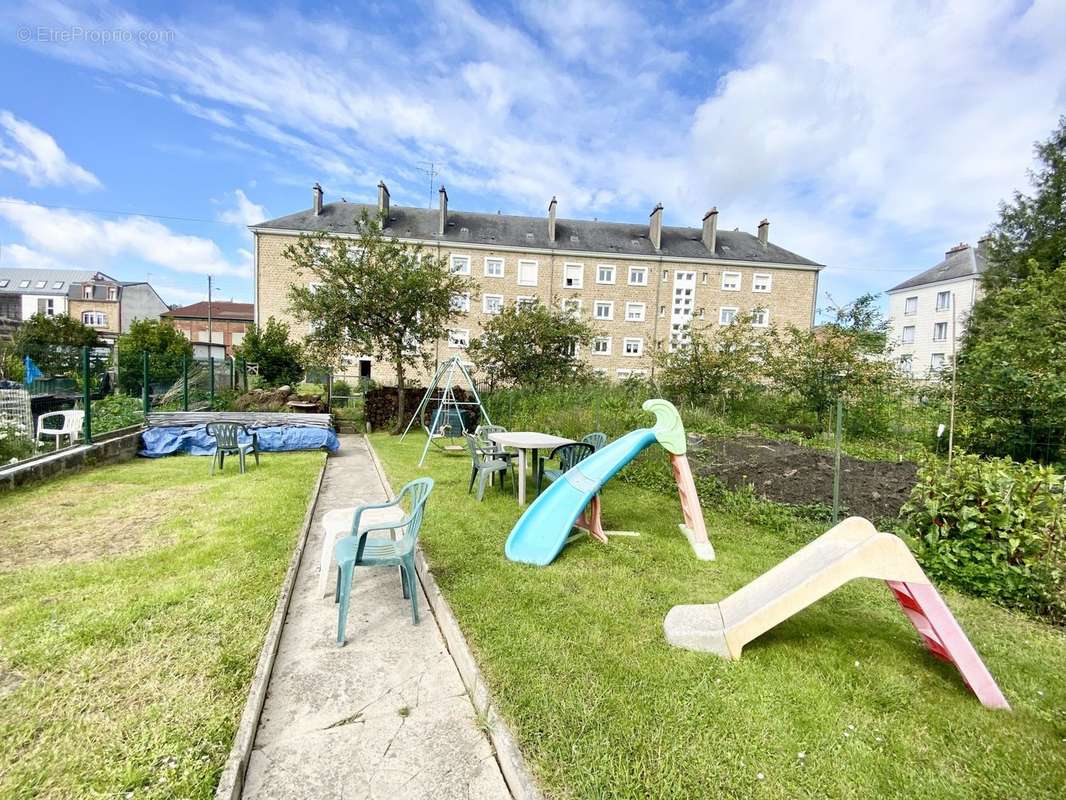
[0,243,60,269]
[169,94,236,128]
[0,111,101,189]
[218,189,267,227]
[0,198,248,277]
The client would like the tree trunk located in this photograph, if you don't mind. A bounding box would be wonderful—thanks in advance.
[393,357,406,434]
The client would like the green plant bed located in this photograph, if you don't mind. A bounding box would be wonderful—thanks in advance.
[0,452,324,798]
[372,433,1066,800]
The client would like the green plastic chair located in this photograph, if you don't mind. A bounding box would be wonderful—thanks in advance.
[335,477,434,645]
[581,432,608,451]
[537,441,595,494]
[206,422,259,474]
[475,424,514,462]
[465,434,514,501]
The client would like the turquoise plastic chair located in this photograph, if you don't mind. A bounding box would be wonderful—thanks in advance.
[335,477,434,645]
[536,442,595,494]
[206,422,259,474]
[581,432,608,451]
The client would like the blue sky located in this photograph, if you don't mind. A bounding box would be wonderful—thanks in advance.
[0,0,1064,312]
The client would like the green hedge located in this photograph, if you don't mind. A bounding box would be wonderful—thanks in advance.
[898,453,1065,620]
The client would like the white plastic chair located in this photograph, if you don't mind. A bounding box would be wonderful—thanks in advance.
[35,410,84,449]
[316,502,405,597]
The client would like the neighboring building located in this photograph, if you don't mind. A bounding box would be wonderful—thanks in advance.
[252,182,824,384]
[886,239,989,379]
[0,267,97,321]
[67,273,170,345]
[162,301,253,358]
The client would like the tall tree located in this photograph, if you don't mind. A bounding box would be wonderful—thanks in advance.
[13,313,101,376]
[653,312,764,405]
[116,319,193,396]
[466,300,597,389]
[233,317,304,387]
[982,115,1066,288]
[286,210,475,429]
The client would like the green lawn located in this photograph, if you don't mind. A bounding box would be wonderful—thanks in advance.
[0,452,323,799]
[372,433,1066,800]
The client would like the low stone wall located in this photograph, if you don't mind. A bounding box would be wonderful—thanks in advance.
[0,425,144,493]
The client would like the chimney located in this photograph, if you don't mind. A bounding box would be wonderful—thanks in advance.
[649,203,663,250]
[757,218,769,246]
[377,181,390,220]
[438,185,448,235]
[701,207,718,254]
[548,196,558,243]
[946,242,969,256]
[976,234,993,259]
[312,183,323,216]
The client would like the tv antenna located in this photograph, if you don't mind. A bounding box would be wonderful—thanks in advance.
[417,161,443,209]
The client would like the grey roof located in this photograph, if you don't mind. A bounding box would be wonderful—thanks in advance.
[889,245,987,292]
[0,267,97,295]
[252,202,822,268]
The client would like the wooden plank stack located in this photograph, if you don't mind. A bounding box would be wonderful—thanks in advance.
[145,411,334,430]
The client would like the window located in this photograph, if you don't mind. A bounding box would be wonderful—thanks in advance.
[931,353,946,371]
[563,262,584,288]
[658,305,666,317]
[594,301,613,320]
[902,325,915,344]
[719,307,738,325]
[596,264,616,284]
[516,295,538,310]
[484,257,504,277]
[108,286,118,300]
[450,254,471,274]
[936,290,951,311]
[82,311,107,327]
[753,273,772,293]
[701,272,708,285]
[900,354,913,375]
[34,280,46,289]
[37,298,55,317]
[592,367,608,377]
[562,298,582,316]
[19,280,31,289]
[560,338,578,357]
[624,302,645,322]
[0,280,7,288]
[628,266,648,286]
[904,296,918,315]
[616,368,648,379]
[483,294,504,314]
[51,281,64,289]
[83,285,92,298]
[623,337,643,356]
[721,271,741,291]
[592,337,611,356]
[751,308,769,327]
[448,329,469,348]
[661,270,670,282]
[933,322,948,341]
[451,292,470,313]
[517,260,538,286]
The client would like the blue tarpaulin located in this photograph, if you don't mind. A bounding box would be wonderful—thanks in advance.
[140,424,340,457]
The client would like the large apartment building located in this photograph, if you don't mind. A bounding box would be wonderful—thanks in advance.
[0,267,97,321]
[886,239,988,379]
[252,183,824,383]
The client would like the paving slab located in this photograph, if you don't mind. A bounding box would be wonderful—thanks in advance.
[241,435,511,799]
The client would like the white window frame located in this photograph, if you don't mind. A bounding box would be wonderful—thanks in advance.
[451,292,470,313]
[484,257,504,278]
[51,280,64,289]
[596,264,616,284]
[900,354,913,374]
[751,308,770,328]
[628,266,648,286]
[624,302,646,322]
[448,328,470,349]
[933,322,948,342]
[721,271,741,291]
[563,262,584,289]
[622,337,644,357]
[592,336,612,356]
[562,298,582,316]
[107,286,118,301]
[82,285,92,298]
[901,325,915,344]
[904,296,918,315]
[517,260,539,286]
[18,280,30,289]
[483,294,504,314]
[752,273,772,293]
[936,290,951,311]
[593,301,614,321]
[719,306,739,325]
[931,353,946,370]
[82,311,107,327]
[449,254,471,275]
[516,295,538,311]
[35,280,47,289]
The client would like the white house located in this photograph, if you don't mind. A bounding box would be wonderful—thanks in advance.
[886,239,988,379]
[0,267,97,321]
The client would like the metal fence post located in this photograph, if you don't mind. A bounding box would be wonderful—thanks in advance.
[182,354,189,411]
[241,357,247,392]
[229,355,235,391]
[209,356,215,406]
[142,351,149,414]
[82,346,92,444]
[832,395,843,524]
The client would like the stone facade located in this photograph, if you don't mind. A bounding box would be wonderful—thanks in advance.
[255,205,820,386]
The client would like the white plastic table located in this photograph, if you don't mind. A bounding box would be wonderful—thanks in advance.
[488,431,574,506]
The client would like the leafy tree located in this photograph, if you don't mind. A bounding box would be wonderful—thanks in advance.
[821,292,890,354]
[116,319,193,396]
[234,317,305,387]
[954,265,1066,462]
[285,210,475,429]
[654,312,764,405]
[13,313,101,376]
[466,300,597,389]
[982,115,1066,288]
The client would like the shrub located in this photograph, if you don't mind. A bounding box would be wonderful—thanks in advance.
[234,317,304,388]
[91,395,144,434]
[898,453,1065,620]
[0,421,33,464]
[116,319,193,396]
[331,379,354,398]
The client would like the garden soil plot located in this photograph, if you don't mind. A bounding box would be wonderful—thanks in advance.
[689,434,917,521]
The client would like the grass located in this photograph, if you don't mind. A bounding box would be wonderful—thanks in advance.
[372,432,1066,800]
[0,451,324,799]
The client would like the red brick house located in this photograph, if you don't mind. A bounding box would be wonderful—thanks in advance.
[162,301,253,358]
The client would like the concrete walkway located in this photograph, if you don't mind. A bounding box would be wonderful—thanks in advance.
[242,435,511,799]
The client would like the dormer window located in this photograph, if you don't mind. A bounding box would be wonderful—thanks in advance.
[108,287,118,301]
[83,286,93,299]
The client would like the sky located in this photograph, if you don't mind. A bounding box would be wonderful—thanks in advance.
[0,0,1063,313]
